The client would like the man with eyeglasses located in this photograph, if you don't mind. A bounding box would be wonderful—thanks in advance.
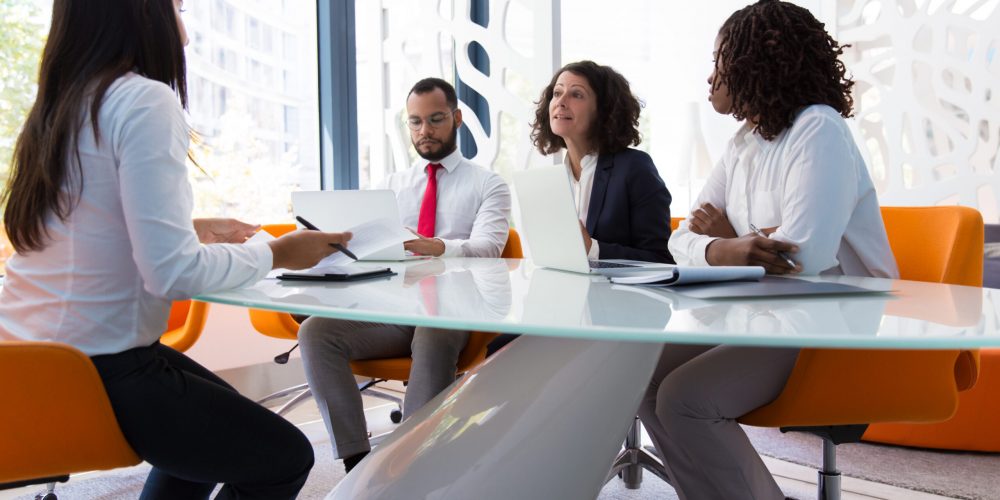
[296,77,511,474]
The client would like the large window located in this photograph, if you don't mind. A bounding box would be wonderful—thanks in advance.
[0,1,320,274]
[183,0,320,221]
[0,0,49,273]
[561,0,756,215]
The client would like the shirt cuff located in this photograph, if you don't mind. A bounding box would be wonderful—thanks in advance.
[438,238,464,258]
[587,239,601,260]
[245,241,274,281]
[692,236,719,267]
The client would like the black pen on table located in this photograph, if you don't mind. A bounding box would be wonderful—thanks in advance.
[294,215,358,261]
[748,223,797,268]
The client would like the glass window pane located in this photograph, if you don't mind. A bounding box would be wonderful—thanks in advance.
[185,0,320,221]
[0,0,50,273]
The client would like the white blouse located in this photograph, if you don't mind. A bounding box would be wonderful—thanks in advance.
[567,153,601,259]
[0,73,271,356]
[669,104,898,278]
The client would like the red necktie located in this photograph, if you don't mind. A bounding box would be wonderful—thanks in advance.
[417,163,442,238]
[419,277,439,316]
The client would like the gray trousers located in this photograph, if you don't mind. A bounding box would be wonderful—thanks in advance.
[297,317,469,459]
[637,345,800,500]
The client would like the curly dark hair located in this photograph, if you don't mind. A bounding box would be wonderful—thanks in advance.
[531,61,642,155]
[716,0,854,140]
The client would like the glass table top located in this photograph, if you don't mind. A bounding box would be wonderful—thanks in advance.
[195,258,1000,349]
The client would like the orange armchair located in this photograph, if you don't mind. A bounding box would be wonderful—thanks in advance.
[0,341,140,498]
[248,225,521,418]
[738,206,984,499]
[862,207,999,452]
[160,300,210,353]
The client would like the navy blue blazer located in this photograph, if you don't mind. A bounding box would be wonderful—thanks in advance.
[585,148,674,264]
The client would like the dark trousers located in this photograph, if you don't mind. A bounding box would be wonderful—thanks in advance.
[91,343,313,500]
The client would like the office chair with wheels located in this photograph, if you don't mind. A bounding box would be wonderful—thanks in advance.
[248,226,521,419]
[0,341,141,499]
[610,207,983,500]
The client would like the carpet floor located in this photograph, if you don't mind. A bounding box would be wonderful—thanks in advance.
[744,426,1000,500]
[17,426,998,499]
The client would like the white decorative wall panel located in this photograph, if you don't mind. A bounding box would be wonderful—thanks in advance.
[365,0,558,187]
[836,0,1000,220]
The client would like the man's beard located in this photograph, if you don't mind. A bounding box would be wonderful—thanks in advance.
[413,126,458,162]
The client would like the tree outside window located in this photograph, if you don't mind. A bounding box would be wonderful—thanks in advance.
[0,0,47,274]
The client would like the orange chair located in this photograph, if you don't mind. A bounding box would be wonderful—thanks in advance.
[862,207,998,452]
[0,341,141,498]
[249,225,522,418]
[738,205,983,499]
[159,300,210,353]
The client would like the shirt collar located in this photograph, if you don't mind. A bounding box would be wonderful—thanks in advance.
[424,148,463,173]
[580,153,599,173]
[735,122,761,149]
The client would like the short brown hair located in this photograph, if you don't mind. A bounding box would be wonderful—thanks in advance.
[716,0,854,140]
[530,61,642,155]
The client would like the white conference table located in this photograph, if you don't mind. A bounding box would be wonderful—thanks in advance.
[196,258,1000,500]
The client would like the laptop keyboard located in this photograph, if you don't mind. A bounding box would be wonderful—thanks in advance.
[588,260,640,269]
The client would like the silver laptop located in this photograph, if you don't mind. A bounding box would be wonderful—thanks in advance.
[512,166,672,276]
[291,190,419,261]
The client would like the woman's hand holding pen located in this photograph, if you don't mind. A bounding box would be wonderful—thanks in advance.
[268,231,353,270]
[705,234,801,274]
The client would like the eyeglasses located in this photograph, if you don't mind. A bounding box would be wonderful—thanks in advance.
[406,110,455,131]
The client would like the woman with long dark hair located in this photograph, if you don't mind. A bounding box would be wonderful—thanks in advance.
[639,2,897,498]
[0,1,349,497]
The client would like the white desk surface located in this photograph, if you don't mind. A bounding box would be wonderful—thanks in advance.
[195,258,1000,349]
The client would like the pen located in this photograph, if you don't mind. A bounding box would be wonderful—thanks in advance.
[294,215,358,261]
[748,223,797,268]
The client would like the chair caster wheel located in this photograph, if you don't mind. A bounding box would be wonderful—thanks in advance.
[35,494,57,500]
[390,409,403,423]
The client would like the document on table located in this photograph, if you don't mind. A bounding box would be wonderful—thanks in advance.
[609,265,765,286]
[315,217,414,266]
[246,229,276,244]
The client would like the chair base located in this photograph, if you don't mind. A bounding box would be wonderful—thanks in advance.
[0,476,67,491]
[781,425,867,500]
[358,378,403,420]
[256,382,313,416]
[605,417,671,489]
[0,478,64,500]
[606,421,863,498]
[818,468,841,500]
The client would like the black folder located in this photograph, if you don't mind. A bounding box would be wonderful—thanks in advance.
[278,265,395,282]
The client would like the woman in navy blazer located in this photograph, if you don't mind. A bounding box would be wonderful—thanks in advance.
[488,62,673,356]
[530,60,674,264]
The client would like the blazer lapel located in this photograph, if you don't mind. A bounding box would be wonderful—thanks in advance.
[586,153,614,234]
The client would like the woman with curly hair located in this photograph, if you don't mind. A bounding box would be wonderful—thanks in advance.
[638,2,898,498]
[487,61,674,356]
[531,60,673,264]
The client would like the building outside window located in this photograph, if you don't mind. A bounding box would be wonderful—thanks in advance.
[0,0,320,273]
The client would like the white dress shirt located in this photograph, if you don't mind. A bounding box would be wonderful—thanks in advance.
[0,73,272,356]
[669,104,898,278]
[567,153,601,259]
[381,148,511,258]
